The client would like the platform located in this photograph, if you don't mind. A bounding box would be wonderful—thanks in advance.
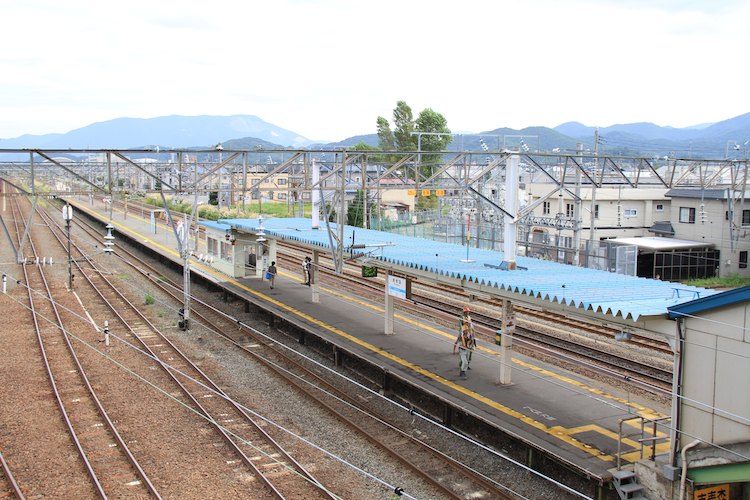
[65,196,672,485]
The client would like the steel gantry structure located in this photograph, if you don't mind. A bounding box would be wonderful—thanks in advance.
[1,147,747,326]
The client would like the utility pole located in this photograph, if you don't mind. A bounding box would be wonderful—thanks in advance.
[574,143,582,266]
[589,128,599,259]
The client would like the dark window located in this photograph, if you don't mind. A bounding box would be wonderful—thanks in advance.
[594,204,599,219]
[566,203,574,218]
[743,210,750,226]
[679,207,696,224]
[741,251,748,269]
[543,201,550,215]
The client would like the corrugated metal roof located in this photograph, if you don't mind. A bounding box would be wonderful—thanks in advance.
[217,217,717,321]
[668,285,750,319]
[648,221,675,236]
[200,220,231,231]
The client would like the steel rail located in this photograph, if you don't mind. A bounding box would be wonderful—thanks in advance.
[9,196,107,498]
[53,210,335,499]
[70,210,521,500]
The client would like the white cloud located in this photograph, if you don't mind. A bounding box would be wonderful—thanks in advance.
[0,0,748,141]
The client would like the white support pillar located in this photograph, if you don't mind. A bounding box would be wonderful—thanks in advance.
[503,154,520,268]
[498,299,515,384]
[311,250,320,303]
[312,159,320,230]
[384,270,395,335]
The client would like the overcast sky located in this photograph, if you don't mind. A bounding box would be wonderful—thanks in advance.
[1,0,747,142]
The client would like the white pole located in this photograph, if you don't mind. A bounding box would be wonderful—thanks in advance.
[498,299,515,384]
[2,274,6,294]
[104,320,110,347]
[384,271,394,335]
[311,250,320,303]
[312,158,320,229]
[503,155,520,268]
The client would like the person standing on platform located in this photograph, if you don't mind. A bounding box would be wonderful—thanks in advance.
[453,306,476,378]
[302,256,311,285]
[267,261,277,289]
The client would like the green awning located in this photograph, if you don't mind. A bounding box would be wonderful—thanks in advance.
[688,461,750,484]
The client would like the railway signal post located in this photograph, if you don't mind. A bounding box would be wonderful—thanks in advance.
[62,204,74,290]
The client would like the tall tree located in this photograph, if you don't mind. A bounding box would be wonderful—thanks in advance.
[376,116,395,151]
[415,107,452,177]
[393,101,417,151]
[347,189,366,227]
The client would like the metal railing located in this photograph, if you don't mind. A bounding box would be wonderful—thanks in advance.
[617,415,672,470]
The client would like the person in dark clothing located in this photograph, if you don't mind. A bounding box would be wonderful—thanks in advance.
[267,261,277,289]
[302,256,311,285]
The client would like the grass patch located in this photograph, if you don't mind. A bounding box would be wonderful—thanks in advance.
[144,293,155,305]
[685,274,750,289]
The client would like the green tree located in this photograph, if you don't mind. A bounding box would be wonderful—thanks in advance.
[415,107,452,179]
[393,101,417,151]
[352,141,376,151]
[324,202,336,222]
[376,117,395,151]
[347,189,365,227]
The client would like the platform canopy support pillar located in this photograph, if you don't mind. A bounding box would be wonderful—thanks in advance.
[498,298,515,385]
[384,269,395,335]
[311,249,320,303]
[502,154,520,269]
[311,158,320,230]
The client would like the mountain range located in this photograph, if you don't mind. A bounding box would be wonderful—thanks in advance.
[1,113,749,159]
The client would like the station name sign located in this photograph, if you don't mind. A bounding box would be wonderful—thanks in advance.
[387,275,411,300]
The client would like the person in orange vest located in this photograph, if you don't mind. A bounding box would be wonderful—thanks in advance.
[453,305,476,378]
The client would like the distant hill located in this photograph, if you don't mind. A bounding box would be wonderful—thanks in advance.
[554,113,750,157]
[1,112,748,160]
[0,115,312,149]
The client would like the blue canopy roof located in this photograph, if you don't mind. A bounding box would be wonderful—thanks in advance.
[209,217,717,321]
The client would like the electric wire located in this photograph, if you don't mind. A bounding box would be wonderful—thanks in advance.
[4,271,577,499]
[104,264,750,464]
[1,291,413,500]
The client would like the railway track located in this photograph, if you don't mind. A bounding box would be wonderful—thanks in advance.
[275,243,674,392]
[92,197,674,392]
[0,447,23,498]
[73,199,519,499]
[37,204,337,499]
[10,196,158,497]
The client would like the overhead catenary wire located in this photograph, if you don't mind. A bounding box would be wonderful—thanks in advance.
[0,291,418,500]
[4,270,572,499]
[99,262,750,462]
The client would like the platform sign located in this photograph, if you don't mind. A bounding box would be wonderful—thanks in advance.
[407,189,417,196]
[694,484,729,500]
[436,189,445,197]
[421,189,431,197]
[387,275,409,300]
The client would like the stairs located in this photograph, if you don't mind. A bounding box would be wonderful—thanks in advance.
[612,469,647,500]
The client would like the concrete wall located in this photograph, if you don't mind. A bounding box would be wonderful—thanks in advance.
[669,197,750,277]
[680,302,750,447]
[525,184,670,240]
